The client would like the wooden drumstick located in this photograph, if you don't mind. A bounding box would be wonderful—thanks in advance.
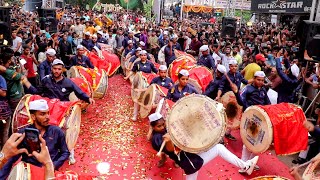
[297,160,312,168]
[225,73,238,93]
[156,141,166,157]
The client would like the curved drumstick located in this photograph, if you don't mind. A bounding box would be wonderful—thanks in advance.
[156,141,166,157]
[225,73,238,93]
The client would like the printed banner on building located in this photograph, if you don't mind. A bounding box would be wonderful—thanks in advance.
[251,0,312,13]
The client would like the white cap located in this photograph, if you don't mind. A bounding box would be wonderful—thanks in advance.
[85,31,91,36]
[92,34,97,38]
[93,46,100,52]
[168,26,173,29]
[139,50,147,55]
[159,65,167,71]
[291,64,300,78]
[139,41,145,46]
[77,45,84,49]
[97,31,103,35]
[128,40,133,44]
[148,112,163,122]
[52,59,64,66]
[29,99,49,111]
[163,31,168,35]
[46,48,56,56]
[228,59,238,65]
[95,26,101,31]
[179,69,189,76]
[217,64,226,74]
[136,47,142,51]
[200,45,209,52]
[254,71,266,78]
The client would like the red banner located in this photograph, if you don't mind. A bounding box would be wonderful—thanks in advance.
[258,103,308,155]
[76,67,103,92]
[88,52,111,75]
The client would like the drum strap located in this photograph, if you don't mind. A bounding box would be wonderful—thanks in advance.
[183,151,196,170]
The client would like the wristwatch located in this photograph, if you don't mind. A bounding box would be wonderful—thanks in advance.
[0,152,5,162]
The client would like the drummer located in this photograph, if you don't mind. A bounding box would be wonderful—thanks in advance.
[25,59,95,105]
[149,112,259,178]
[240,71,271,110]
[39,48,56,80]
[0,99,70,179]
[197,45,215,70]
[166,70,198,102]
[150,65,173,89]
[123,40,135,57]
[70,45,94,69]
[203,64,226,100]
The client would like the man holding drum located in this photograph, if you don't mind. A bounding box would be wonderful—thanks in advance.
[70,45,94,69]
[197,45,216,70]
[239,71,271,173]
[203,64,226,100]
[25,59,95,105]
[166,70,198,102]
[148,112,259,179]
[150,65,173,89]
[0,99,69,179]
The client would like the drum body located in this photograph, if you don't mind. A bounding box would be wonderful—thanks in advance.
[12,95,82,151]
[188,66,213,93]
[167,94,226,153]
[69,78,93,109]
[131,72,148,102]
[302,153,320,180]
[139,84,167,118]
[168,57,195,82]
[101,50,120,76]
[156,98,174,121]
[88,52,112,75]
[158,45,166,65]
[221,91,243,129]
[250,176,290,180]
[8,162,45,180]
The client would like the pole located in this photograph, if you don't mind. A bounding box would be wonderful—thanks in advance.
[180,0,183,20]
[127,0,128,13]
[310,0,317,21]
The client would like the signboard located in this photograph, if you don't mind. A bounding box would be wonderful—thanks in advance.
[214,0,251,10]
[251,0,312,13]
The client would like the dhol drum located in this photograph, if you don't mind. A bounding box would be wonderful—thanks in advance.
[156,98,174,121]
[131,72,149,103]
[221,91,243,129]
[70,77,93,109]
[188,66,213,93]
[141,72,158,84]
[88,51,112,75]
[167,94,226,153]
[98,43,114,53]
[174,50,197,62]
[101,50,120,76]
[302,153,320,180]
[12,95,82,151]
[8,162,45,180]
[139,84,168,118]
[168,56,196,82]
[250,176,290,180]
[158,45,166,65]
[120,50,127,75]
[240,103,308,155]
[69,66,108,99]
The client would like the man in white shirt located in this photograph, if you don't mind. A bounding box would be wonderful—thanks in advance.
[11,30,22,55]
[74,18,85,39]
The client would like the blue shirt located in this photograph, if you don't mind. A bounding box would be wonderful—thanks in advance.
[124,46,134,57]
[166,84,198,102]
[122,37,137,49]
[97,37,108,44]
[70,55,94,69]
[240,84,271,110]
[164,46,176,66]
[203,77,222,100]
[28,75,90,103]
[218,71,248,95]
[150,76,173,89]
[81,39,94,51]
[132,61,158,74]
[275,58,299,103]
[197,54,215,70]
[0,75,10,119]
[39,60,51,80]
[0,124,70,179]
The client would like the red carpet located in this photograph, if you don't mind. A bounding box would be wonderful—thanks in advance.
[60,75,294,179]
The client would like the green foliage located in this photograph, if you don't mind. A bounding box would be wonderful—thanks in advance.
[143,0,154,21]
[235,9,252,22]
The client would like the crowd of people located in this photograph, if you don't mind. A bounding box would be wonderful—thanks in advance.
[0,3,319,179]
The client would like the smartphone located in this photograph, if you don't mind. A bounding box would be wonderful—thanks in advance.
[23,128,41,154]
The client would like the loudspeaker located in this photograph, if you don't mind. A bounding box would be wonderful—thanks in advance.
[298,20,320,60]
[38,8,57,33]
[0,7,11,45]
[221,17,236,38]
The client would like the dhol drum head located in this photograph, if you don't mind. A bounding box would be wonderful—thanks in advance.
[240,106,273,154]
[250,175,290,180]
[69,66,81,78]
[131,72,148,102]
[7,161,25,180]
[302,153,320,180]
[221,91,243,129]
[140,84,166,118]
[158,45,166,65]
[8,162,45,180]
[93,69,108,99]
[62,104,82,150]
[12,94,32,132]
[167,94,226,153]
